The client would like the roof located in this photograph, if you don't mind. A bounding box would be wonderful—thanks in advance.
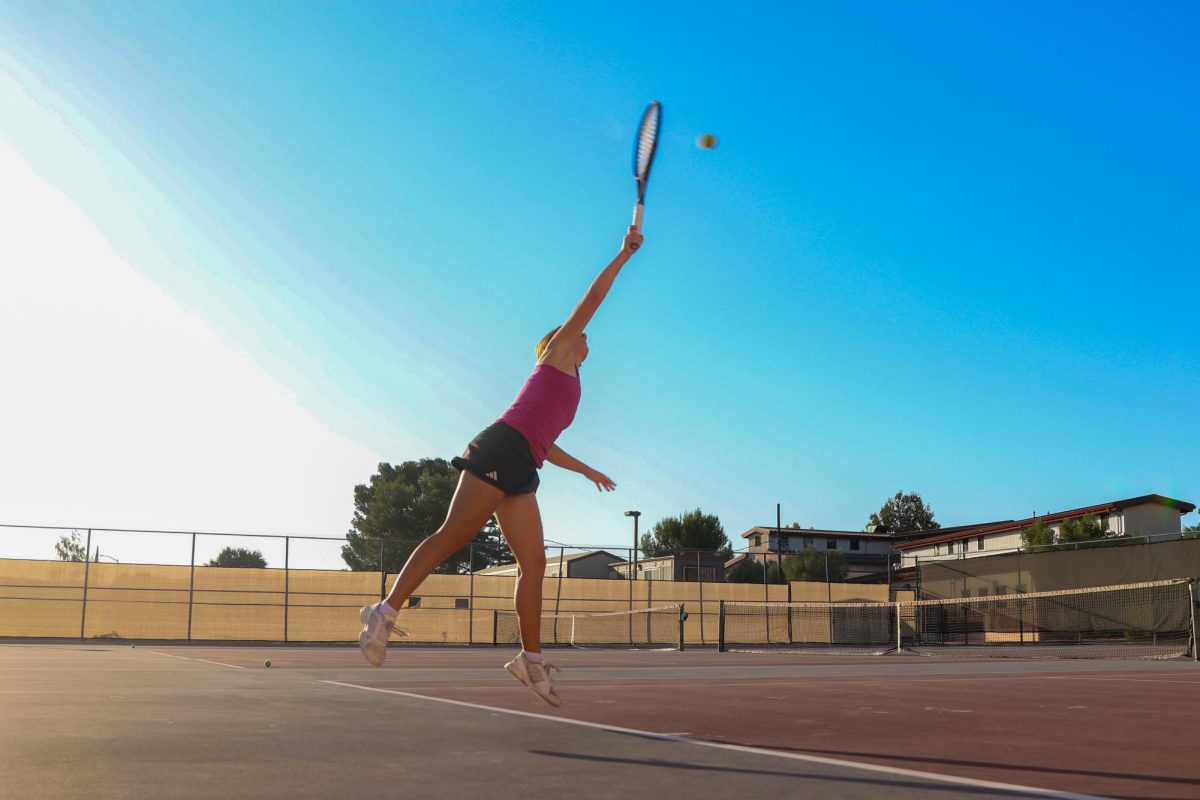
[740,526,893,541]
[894,494,1195,551]
[474,549,623,574]
[555,549,623,563]
[740,523,1010,543]
[610,550,729,567]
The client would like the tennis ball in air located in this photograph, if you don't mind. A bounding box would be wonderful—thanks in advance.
[697,133,717,149]
[264,660,272,668]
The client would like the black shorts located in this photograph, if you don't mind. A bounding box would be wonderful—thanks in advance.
[452,422,540,495]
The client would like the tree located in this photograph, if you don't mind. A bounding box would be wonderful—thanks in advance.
[55,531,86,562]
[727,558,763,584]
[1020,517,1055,548]
[207,548,267,568]
[727,558,786,584]
[341,459,513,574]
[783,546,849,582]
[640,509,731,558]
[1056,513,1111,544]
[868,491,940,534]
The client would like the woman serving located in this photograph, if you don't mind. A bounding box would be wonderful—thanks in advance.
[358,224,643,707]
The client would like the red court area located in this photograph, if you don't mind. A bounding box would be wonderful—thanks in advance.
[159,645,1200,800]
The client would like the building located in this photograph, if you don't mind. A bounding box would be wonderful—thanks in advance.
[739,526,894,581]
[894,494,1196,569]
[611,551,728,582]
[474,549,624,580]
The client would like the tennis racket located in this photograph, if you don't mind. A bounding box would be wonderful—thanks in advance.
[631,101,662,231]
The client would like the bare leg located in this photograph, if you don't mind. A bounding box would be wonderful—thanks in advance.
[382,471,504,611]
[494,492,546,654]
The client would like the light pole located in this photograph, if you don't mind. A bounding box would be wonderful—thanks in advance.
[624,511,641,580]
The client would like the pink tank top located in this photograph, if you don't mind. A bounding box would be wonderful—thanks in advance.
[497,364,581,467]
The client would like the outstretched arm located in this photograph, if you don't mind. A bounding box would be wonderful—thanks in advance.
[545,444,616,492]
[542,226,643,361]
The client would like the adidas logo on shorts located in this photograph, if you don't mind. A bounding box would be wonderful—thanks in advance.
[485,471,499,481]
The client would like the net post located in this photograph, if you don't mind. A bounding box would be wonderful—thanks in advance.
[895,596,902,653]
[79,529,92,640]
[492,610,499,646]
[1187,580,1199,662]
[718,600,726,652]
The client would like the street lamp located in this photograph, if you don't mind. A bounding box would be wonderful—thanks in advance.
[624,511,641,580]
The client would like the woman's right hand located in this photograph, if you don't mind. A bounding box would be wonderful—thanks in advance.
[622,226,644,254]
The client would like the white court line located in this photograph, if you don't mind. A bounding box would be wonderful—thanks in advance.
[1043,675,1200,685]
[148,651,245,670]
[321,680,1108,800]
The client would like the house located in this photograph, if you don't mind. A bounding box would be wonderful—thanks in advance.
[739,526,894,581]
[894,494,1196,569]
[474,549,624,580]
[610,550,728,582]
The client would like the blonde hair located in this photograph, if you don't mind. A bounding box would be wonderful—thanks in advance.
[535,326,561,361]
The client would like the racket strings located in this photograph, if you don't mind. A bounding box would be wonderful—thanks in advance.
[634,102,661,180]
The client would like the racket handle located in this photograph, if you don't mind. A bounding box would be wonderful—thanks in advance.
[632,202,644,231]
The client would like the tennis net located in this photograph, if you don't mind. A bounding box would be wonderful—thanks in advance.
[719,579,1196,659]
[493,604,684,650]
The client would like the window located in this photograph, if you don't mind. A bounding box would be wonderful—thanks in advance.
[948,541,956,554]
[407,596,421,609]
[826,539,837,550]
[780,536,789,550]
[804,538,813,548]
[455,598,470,609]
[976,537,985,551]
[753,535,761,547]
[849,539,861,551]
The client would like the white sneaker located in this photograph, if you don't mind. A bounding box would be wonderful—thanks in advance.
[358,602,397,667]
[504,652,561,707]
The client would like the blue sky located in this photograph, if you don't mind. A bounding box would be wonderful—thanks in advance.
[1,1,1197,567]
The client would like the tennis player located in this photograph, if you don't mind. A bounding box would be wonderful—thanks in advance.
[357,225,644,706]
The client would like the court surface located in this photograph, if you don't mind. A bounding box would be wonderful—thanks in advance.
[3,643,1198,800]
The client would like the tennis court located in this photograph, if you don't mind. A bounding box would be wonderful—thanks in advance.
[4,642,1197,800]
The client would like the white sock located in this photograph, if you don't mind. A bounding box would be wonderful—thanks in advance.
[522,650,543,663]
[377,601,397,618]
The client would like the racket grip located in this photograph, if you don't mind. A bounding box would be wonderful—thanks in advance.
[632,202,644,231]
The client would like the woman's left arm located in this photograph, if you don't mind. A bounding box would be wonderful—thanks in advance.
[545,444,616,492]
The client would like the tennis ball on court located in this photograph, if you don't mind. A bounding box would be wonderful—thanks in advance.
[697,133,717,149]
[264,660,272,668]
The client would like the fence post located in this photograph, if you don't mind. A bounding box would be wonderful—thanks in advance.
[79,529,92,640]
[379,539,387,601]
[628,547,635,644]
[717,599,726,652]
[553,547,565,646]
[825,553,831,603]
[284,537,290,643]
[468,542,475,645]
[1190,580,1198,663]
[187,533,196,641]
